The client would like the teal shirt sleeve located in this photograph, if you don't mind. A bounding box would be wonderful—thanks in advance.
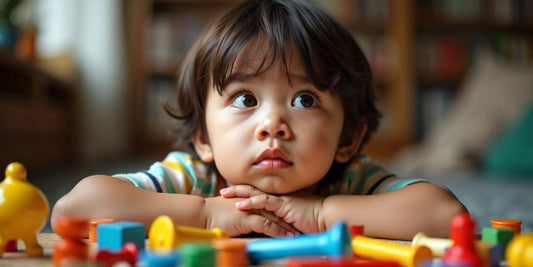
[112,151,217,197]
[329,155,427,195]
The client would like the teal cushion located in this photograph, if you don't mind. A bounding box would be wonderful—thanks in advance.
[484,104,533,177]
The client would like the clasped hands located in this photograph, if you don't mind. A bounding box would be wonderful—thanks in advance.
[204,184,327,237]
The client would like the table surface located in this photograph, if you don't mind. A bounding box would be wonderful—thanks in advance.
[1,233,61,266]
[0,233,292,266]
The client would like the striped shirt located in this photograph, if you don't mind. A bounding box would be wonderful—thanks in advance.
[113,151,424,197]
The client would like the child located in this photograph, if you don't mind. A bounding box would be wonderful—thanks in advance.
[52,0,466,240]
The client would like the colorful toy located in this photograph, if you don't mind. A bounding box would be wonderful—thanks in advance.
[349,225,365,238]
[506,233,533,267]
[148,215,228,250]
[246,221,353,263]
[352,235,432,267]
[411,233,451,256]
[0,162,49,257]
[413,232,501,265]
[141,250,180,267]
[53,217,89,266]
[474,241,502,267]
[89,218,115,242]
[481,227,513,258]
[4,240,17,252]
[97,221,145,251]
[180,243,216,267]
[491,218,521,236]
[285,256,401,267]
[441,212,484,267]
[93,242,139,266]
[212,239,248,267]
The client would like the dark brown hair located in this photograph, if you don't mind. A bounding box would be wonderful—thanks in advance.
[165,0,380,183]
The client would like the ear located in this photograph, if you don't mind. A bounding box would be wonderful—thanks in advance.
[335,124,367,163]
[192,130,214,163]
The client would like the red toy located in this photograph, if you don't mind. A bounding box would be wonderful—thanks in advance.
[441,212,484,267]
[53,217,89,266]
[93,242,139,266]
[4,240,17,252]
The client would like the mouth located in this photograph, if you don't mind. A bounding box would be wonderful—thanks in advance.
[253,148,293,169]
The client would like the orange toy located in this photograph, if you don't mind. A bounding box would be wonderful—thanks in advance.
[212,239,248,267]
[89,218,115,242]
[0,162,49,257]
[53,217,89,266]
[491,218,522,236]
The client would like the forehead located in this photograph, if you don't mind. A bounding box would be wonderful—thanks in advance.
[229,36,306,79]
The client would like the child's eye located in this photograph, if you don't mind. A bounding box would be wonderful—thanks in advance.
[233,92,258,108]
[292,92,317,109]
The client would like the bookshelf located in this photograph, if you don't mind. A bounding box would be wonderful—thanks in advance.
[414,0,533,139]
[126,0,243,157]
[0,51,78,169]
[125,0,533,161]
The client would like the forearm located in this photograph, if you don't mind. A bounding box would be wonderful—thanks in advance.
[322,183,466,240]
[51,175,207,233]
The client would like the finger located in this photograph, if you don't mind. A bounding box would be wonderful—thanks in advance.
[220,184,264,198]
[253,209,300,235]
[236,194,284,213]
[245,213,297,237]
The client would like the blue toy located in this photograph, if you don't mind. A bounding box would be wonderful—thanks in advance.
[141,250,180,267]
[97,221,145,251]
[246,221,352,263]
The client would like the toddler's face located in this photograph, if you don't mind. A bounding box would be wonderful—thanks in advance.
[196,46,346,194]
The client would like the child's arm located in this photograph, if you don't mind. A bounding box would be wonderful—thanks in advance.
[51,175,298,237]
[221,182,466,240]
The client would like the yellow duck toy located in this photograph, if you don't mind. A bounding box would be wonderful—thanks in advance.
[0,162,49,257]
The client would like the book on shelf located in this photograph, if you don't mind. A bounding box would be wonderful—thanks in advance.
[147,13,205,74]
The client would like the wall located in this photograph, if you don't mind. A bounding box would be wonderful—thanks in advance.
[36,0,129,162]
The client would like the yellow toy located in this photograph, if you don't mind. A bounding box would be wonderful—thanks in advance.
[352,235,433,267]
[0,162,49,257]
[506,233,533,267]
[149,215,228,250]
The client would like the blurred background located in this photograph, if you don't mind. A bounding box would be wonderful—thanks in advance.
[1,0,532,232]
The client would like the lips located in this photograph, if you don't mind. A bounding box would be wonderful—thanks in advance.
[254,148,292,169]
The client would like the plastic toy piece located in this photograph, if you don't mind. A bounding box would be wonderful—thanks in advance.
[285,256,401,267]
[441,212,484,267]
[506,234,533,267]
[4,240,17,252]
[482,227,514,258]
[352,235,432,267]
[212,239,248,267]
[93,242,139,266]
[141,250,180,267]
[413,232,501,265]
[53,217,89,266]
[247,221,353,263]
[0,162,49,257]
[89,218,115,242]
[97,221,145,251]
[412,233,451,256]
[491,218,521,236]
[148,215,228,250]
[349,225,365,238]
[180,243,216,267]
[475,241,502,267]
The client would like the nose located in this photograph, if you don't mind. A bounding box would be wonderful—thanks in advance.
[255,111,291,141]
